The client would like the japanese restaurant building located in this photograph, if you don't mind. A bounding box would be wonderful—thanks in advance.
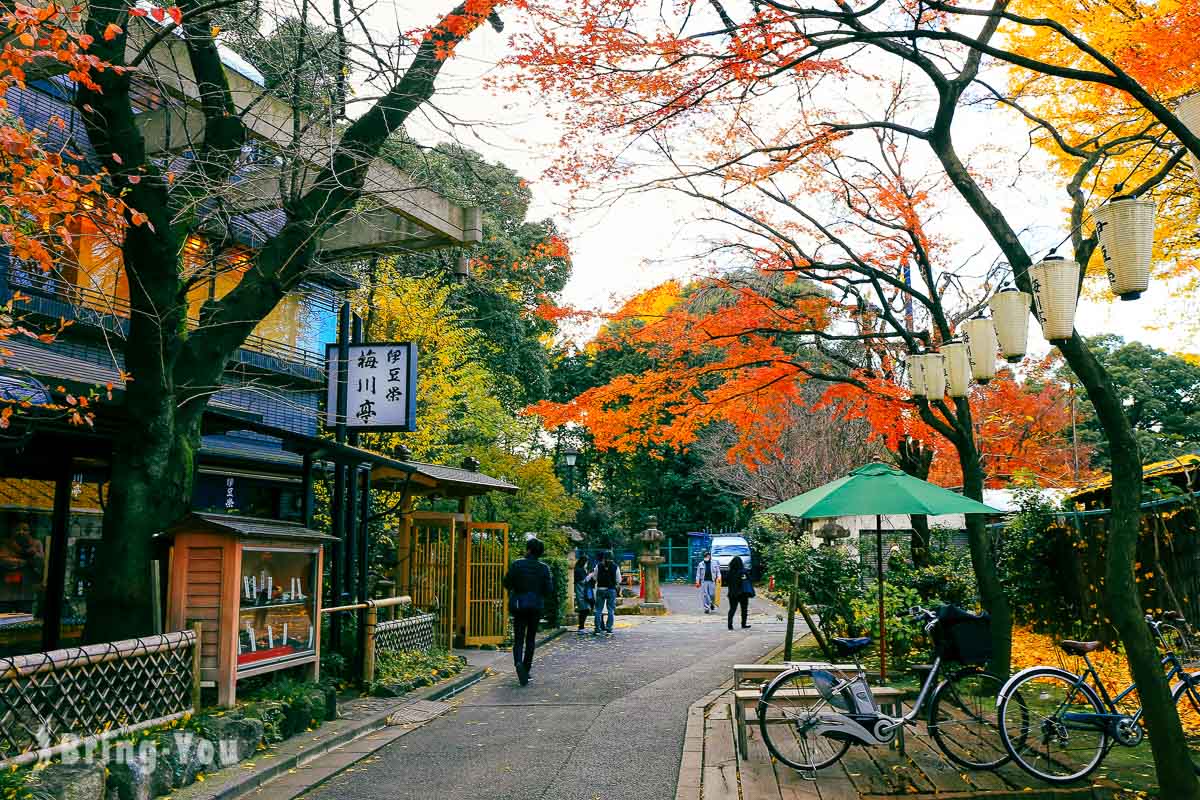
[0,35,507,660]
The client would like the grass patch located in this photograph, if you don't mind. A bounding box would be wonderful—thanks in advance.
[370,649,466,697]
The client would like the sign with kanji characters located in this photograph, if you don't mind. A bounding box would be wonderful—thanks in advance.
[324,342,417,431]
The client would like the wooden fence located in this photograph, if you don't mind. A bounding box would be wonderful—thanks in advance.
[0,625,200,766]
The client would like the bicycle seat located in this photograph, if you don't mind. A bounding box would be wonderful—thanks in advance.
[832,637,873,656]
[1060,640,1103,656]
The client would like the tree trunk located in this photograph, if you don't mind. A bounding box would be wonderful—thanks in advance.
[956,435,1013,679]
[84,346,204,642]
[894,439,934,568]
[1060,336,1200,797]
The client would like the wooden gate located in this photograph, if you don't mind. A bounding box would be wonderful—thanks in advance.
[462,523,509,646]
[408,514,457,648]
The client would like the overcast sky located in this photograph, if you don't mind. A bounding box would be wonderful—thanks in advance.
[380,1,1196,358]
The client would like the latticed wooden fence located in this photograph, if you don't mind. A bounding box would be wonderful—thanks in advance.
[375,613,436,655]
[0,626,200,766]
[409,517,456,647]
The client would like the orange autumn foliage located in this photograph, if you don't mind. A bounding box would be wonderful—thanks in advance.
[0,3,134,427]
[528,279,1086,488]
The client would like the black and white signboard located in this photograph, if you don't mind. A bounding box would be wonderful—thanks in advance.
[325,342,417,431]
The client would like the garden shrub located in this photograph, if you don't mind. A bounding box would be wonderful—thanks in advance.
[851,582,925,666]
[997,486,1087,636]
[542,555,569,628]
[370,649,466,696]
[888,527,978,609]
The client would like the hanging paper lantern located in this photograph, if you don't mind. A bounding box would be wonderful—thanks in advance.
[923,352,946,399]
[962,316,998,384]
[1177,94,1200,185]
[941,341,971,398]
[1029,255,1080,344]
[907,354,928,397]
[988,287,1032,363]
[1092,196,1155,301]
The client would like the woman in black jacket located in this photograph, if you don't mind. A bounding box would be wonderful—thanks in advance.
[726,556,754,630]
[573,554,593,633]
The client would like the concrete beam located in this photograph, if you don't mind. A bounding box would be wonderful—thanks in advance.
[125,22,482,246]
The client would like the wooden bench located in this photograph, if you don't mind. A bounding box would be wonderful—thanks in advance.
[731,663,905,760]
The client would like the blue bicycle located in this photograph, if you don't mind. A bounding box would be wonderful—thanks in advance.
[995,612,1200,783]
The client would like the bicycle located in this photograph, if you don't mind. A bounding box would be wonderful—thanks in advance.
[757,606,1010,775]
[995,611,1200,784]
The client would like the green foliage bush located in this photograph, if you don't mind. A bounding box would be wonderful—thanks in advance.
[751,516,865,642]
[543,555,569,628]
[370,649,466,697]
[996,486,1084,635]
[889,528,978,608]
[851,582,925,665]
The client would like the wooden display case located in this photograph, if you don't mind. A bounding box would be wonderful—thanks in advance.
[163,513,336,706]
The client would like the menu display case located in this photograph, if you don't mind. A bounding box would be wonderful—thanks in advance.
[163,513,336,706]
[237,547,317,669]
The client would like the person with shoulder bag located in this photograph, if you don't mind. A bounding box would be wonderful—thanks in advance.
[588,551,621,636]
[573,553,594,633]
[725,555,754,630]
[503,538,553,685]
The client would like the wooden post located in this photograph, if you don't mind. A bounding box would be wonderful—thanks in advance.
[42,463,72,651]
[784,570,799,661]
[798,601,832,660]
[191,621,203,712]
[363,604,377,685]
[877,514,887,683]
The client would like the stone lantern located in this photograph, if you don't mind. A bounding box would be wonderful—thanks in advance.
[815,521,851,547]
[638,516,667,615]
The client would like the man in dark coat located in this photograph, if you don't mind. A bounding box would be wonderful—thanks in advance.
[503,537,553,686]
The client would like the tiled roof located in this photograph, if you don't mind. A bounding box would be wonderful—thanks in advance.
[167,512,338,543]
[393,460,519,493]
[0,338,124,390]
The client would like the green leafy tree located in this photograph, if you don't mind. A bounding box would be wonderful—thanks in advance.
[1059,335,1200,471]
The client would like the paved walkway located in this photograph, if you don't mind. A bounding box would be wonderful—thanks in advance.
[302,584,791,800]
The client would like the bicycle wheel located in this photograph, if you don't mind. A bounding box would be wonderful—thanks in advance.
[758,669,851,772]
[928,668,1011,770]
[998,668,1108,783]
[1172,674,1200,774]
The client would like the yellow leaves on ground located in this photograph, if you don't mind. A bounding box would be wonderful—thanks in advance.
[1012,626,1200,734]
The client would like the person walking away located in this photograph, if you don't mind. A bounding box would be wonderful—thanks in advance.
[695,551,720,614]
[589,551,621,636]
[726,555,754,630]
[573,553,594,633]
[503,537,553,685]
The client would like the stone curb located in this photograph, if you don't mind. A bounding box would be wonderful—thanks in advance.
[179,627,565,800]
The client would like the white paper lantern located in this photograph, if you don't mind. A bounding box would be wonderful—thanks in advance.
[1092,196,1155,301]
[962,316,998,384]
[941,341,970,398]
[1029,255,1080,344]
[988,287,1031,363]
[923,352,946,399]
[907,354,928,397]
[1177,94,1200,185]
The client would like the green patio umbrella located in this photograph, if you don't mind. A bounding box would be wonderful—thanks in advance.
[764,462,1001,680]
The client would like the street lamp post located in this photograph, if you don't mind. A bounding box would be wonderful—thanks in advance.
[563,447,580,495]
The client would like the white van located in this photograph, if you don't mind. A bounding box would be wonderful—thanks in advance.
[710,535,752,577]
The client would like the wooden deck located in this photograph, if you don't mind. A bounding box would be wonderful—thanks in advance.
[679,690,1122,800]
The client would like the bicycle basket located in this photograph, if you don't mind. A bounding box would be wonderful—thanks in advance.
[935,606,992,665]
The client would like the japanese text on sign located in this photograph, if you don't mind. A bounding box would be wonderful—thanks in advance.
[325,342,417,431]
